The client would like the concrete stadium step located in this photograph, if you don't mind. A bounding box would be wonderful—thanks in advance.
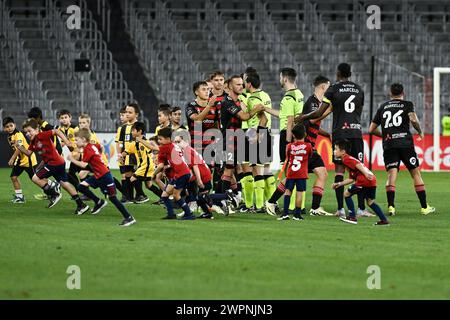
[180,30,202,41]
[22,39,48,50]
[46,90,73,100]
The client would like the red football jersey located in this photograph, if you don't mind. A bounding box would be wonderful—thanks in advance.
[158,143,191,179]
[183,146,212,183]
[29,130,65,166]
[286,141,312,179]
[342,154,377,187]
[83,143,110,179]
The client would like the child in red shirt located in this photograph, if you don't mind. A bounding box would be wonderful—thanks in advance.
[332,140,389,226]
[279,124,312,221]
[152,127,194,220]
[173,133,214,219]
[16,118,89,214]
[67,128,136,227]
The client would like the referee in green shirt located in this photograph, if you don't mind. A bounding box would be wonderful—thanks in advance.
[264,67,304,163]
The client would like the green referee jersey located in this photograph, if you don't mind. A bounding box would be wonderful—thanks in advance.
[247,89,272,129]
[239,89,250,129]
[279,88,304,131]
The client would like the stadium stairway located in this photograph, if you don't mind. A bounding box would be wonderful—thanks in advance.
[165,0,223,77]
[10,8,77,116]
[0,59,27,125]
[88,0,159,127]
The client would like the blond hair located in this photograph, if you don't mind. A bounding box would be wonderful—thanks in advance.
[75,127,91,141]
[78,114,91,123]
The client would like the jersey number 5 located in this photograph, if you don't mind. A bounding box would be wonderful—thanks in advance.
[344,95,356,113]
[292,156,303,172]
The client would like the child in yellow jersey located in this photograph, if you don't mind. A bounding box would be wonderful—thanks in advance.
[57,109,80,189]
[122,122,159,204]
[3,117,38,203]
[155,105,172,134]
[116,103,139,203]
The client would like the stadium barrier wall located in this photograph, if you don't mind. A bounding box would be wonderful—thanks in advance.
[2,133,450,171]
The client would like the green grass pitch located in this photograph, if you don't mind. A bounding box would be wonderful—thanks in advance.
[0,168,449,299]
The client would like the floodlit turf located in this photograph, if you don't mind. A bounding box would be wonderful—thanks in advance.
[0,168,448,299]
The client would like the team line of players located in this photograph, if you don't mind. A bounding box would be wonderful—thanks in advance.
[3,63,435,226]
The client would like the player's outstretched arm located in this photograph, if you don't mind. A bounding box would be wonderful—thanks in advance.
[238,104,264,121]
[152,163,165,180]
[54,129,73,150]
[332,178,354,189]
[8,149,20,167]
[355,163,374,181]
[409,112,424,139]
[318,128,331,138]
[368,122,382,138]
[136,136,159,151]
[15,142,33,157]
[299,102,331,122]
[263,107,280,118]
[67,154,89,169]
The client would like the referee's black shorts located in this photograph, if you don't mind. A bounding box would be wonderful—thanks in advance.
[279,130,288,163]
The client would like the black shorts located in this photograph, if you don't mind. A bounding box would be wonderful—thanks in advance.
[348,185,376,200]
[333,138,364,164]
[279,130,288,163]
[199,181,212,193]
[119,165,135,174]
[285,178,307,192]
[69,162,83,174]
[224,139,242,169]
[10,165,35,179]
[35,163,68,182]
[253,127,272,165]
[85,172,116,197]
[308,150,325,173]
[383,147,419,171]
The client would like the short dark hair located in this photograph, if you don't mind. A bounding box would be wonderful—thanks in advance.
[157,127,172,139]
[171,106,181,113]
[22,118,40,130]
[229,75,242,83]
[149,135,159,144]
[209,70,225,80]
[2,117,14,127]
[158,105,171,117]
[334,139,350,153]
[390,83,404,96]
[27,107,43,120]
[337,63,351,78]
[126,103,140,115]
[245,67,257,75]
[193,81,208,95]
[132,121,146,134]
[57,109,72,118]
[119,106,127,114]
[313,75,330,87]
[292,123,306,140]
[280,67,297,82]
[246,73,261,89]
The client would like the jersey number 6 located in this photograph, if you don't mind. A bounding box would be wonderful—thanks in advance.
[344,95,356,113]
